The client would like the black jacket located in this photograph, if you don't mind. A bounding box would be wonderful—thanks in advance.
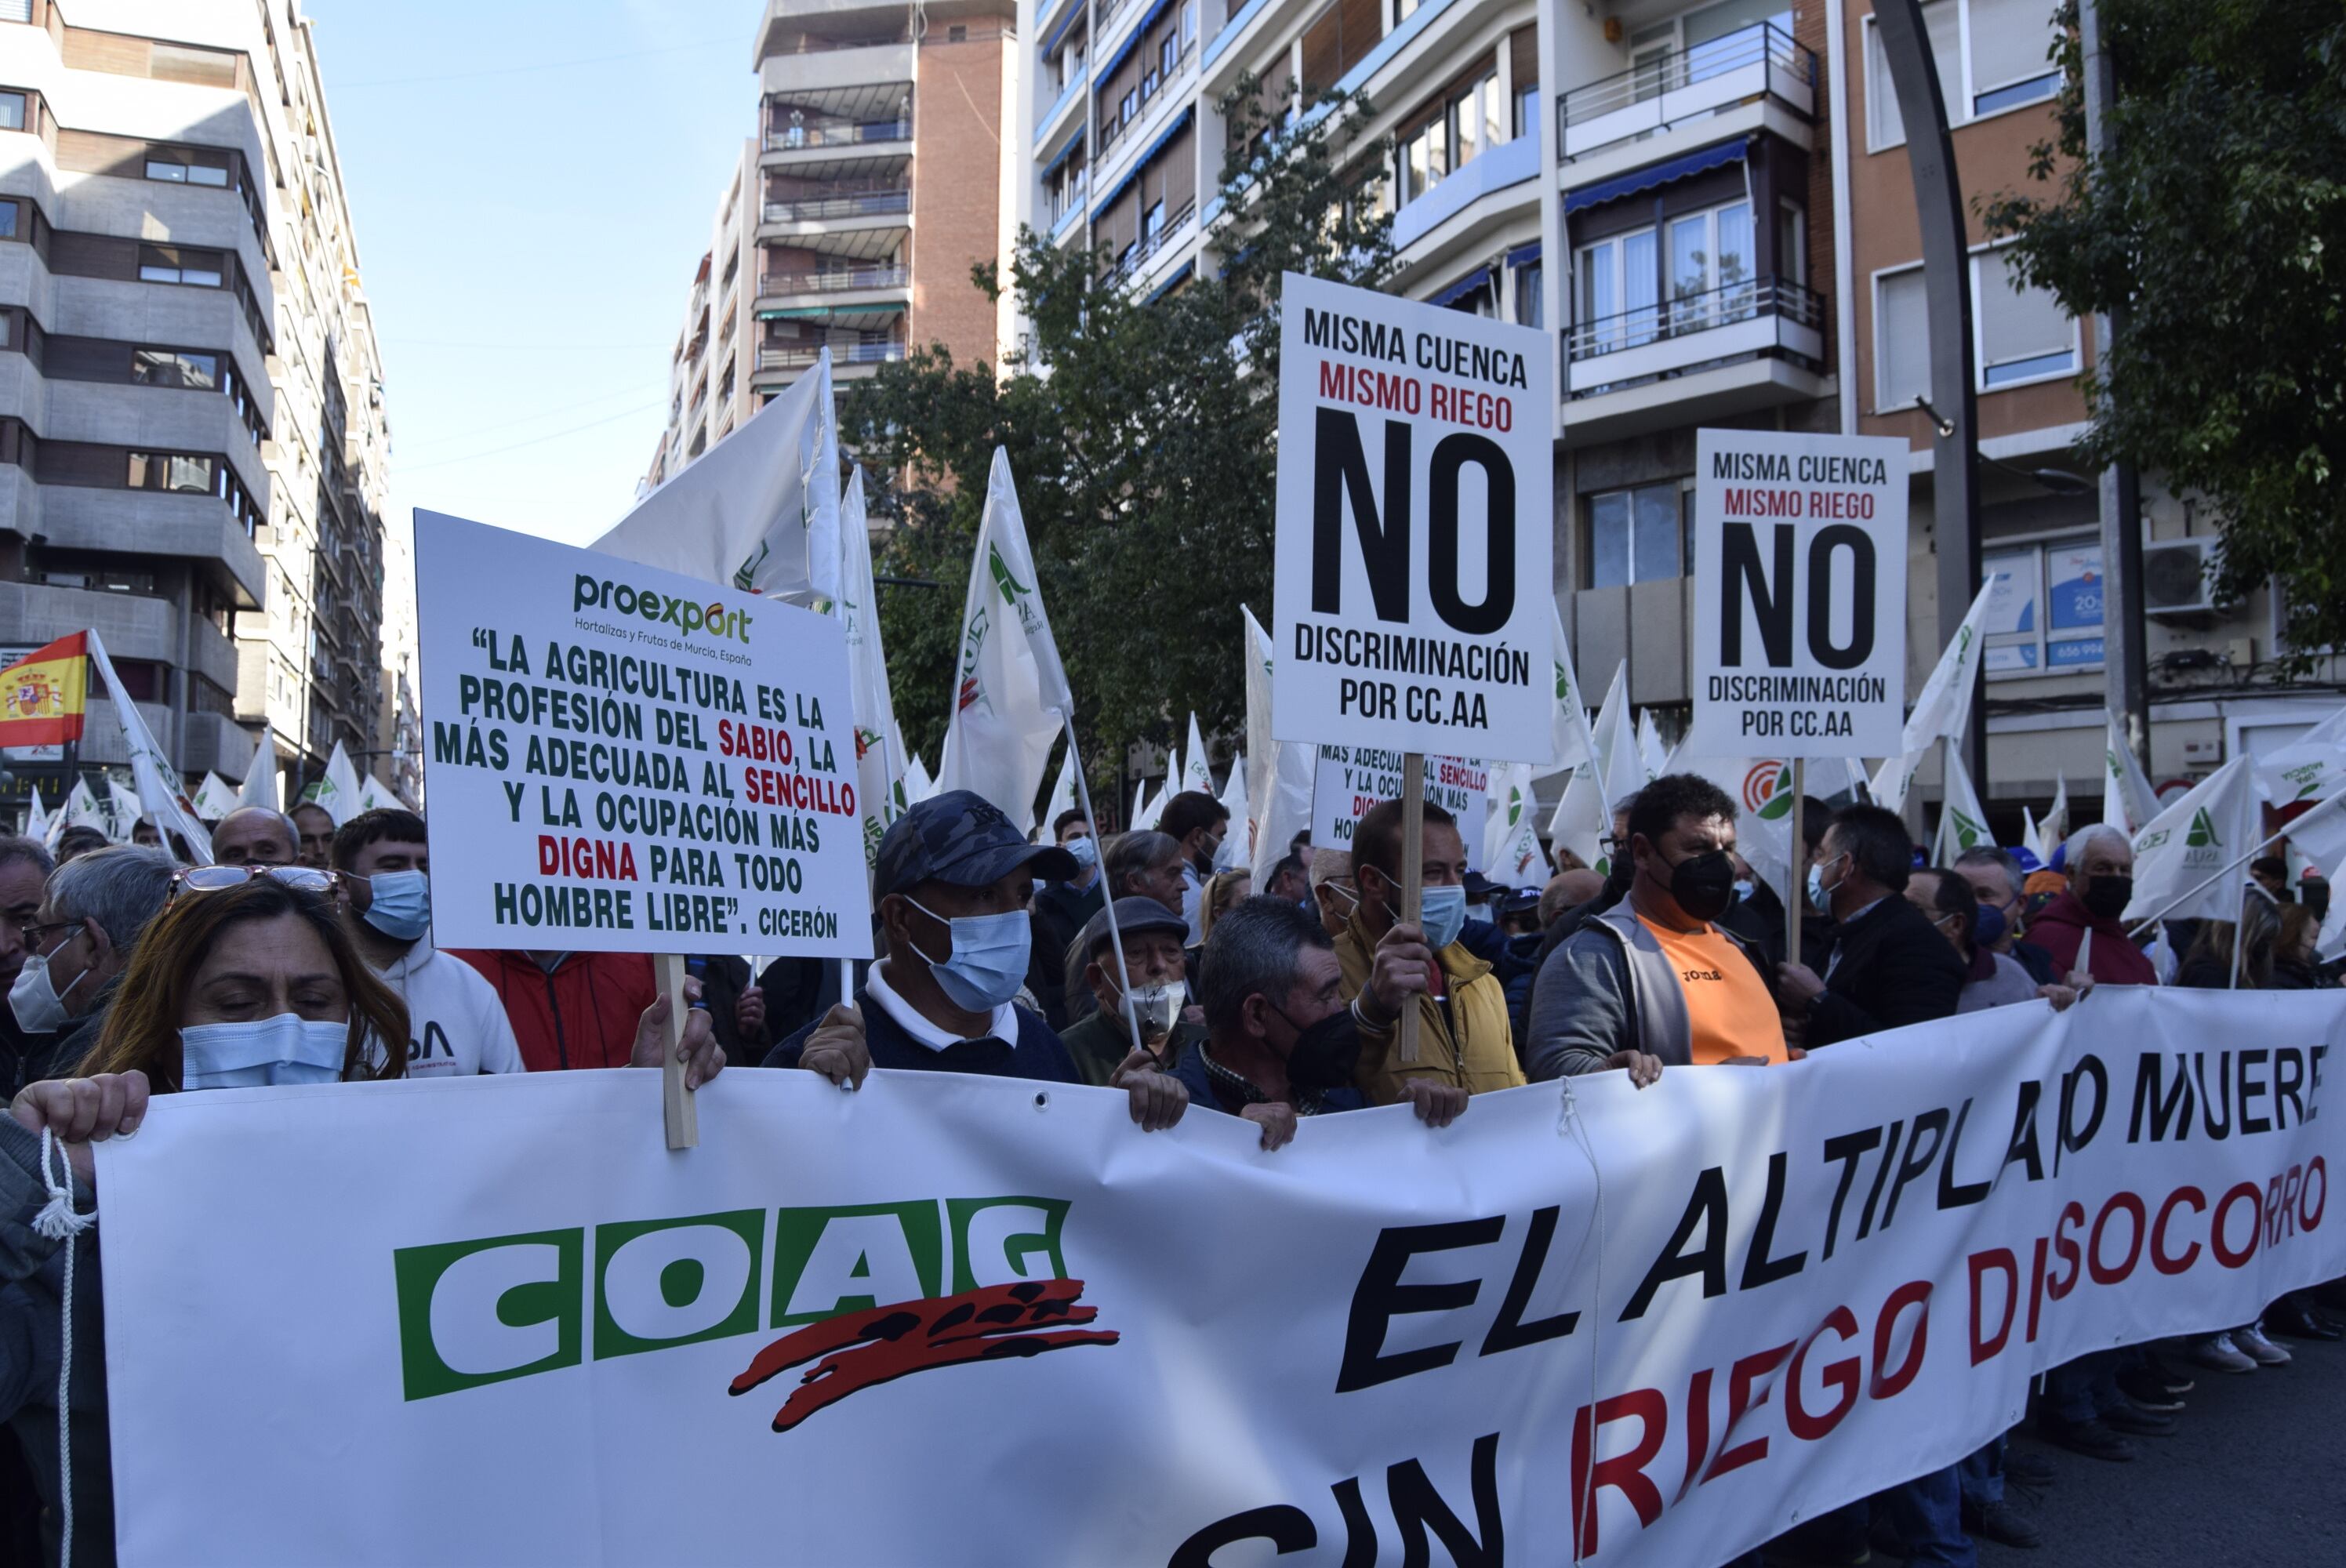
[1028,877,1105,1030]
[1806,895,1966,1046]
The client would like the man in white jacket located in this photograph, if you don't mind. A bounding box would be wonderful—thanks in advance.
[332,808,525,1076]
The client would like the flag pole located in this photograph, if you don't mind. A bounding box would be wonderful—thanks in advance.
[1787,758,1806,969]
[1063,717,1147,1062]
[2122,799,2337,938]
[2228,884,2250,990]
[1399,753,1425,1065]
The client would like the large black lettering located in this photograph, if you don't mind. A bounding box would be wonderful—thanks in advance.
[1478,1205,1578,1355]
[1426,433,1514,635]
[1721,522,1794,667]
[1805,524,1876,670]
[1313,408,1412,623]
[1336,1218,1500,1392]
[1387,1432,1505,1568]
[1167,1506,1317,1567]
[1621,1166,1729,1320]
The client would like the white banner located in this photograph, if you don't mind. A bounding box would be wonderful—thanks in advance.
[412,510,871,957]
[1310,745,1488,863]
[100,991,2345,1567]
[1687,430,1908,758]
[1272,273,1555,761]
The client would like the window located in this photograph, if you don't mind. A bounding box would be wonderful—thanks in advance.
[1121,89,1138,123]
[1585,481,1686,588]
[1865,0,2056,148]
[1513,84,1538,140]
[1777,200,1807,287]
[132,348,220,390]
[1873,266,1931,410]
[0,201,16,241]
[1975,246,2075,386]
[138,245,223,288]
[1665,199,1755,330]
[1982,538,2103,675]
[1397,117,1445,205]
[1145,199,1165,242]
[143,157,227,186]
[0,92,24,131]
[126,451,216,493]
[1576,228,1658,351]
[1513,262,1543,328]
[1161,35,1178,75]
[1181,0,1197,44]
[1393,73,1500,207]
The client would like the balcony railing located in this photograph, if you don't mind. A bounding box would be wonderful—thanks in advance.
[757,266,910,296]
[1096,42,1195,157]
[1557,22,1814,162]
[763,188,911,223]
[765,31,913,54]
[1102,196,1197,285]
[1567,276,1822,361]
[765,117,911,151]
[1565,276,1825,400]
[757,340,908,372]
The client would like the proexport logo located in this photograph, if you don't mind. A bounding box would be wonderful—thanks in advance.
[573,574,754,643]
[392,1196,1113,1428]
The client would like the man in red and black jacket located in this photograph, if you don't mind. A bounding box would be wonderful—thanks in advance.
[449,949,659,1070]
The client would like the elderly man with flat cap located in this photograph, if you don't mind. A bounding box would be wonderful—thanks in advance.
[1057,895,1199,1085]
[768,791,1187,1130]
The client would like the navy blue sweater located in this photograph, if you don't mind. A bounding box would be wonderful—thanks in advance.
[764,985,1080,1083]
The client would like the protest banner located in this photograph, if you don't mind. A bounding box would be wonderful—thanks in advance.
[1310,745,1487,862]
[412,510,871,964]
[1685,429,1907,760]
[100,988,2345,1566]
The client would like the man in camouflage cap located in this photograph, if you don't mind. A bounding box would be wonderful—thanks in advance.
[768,790,1188,1129]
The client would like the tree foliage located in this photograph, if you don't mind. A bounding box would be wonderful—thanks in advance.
[844,78,1392,802]
[1982,0,2346,664]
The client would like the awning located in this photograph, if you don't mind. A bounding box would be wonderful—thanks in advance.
[1091,104,1194,219]
[1040,125,1084,178]
[1563,136,1749,214]
[1098,0,1175,82]
[1428,267,1492,308]
[1043,0,1085,56]
[1506,239,1543,269]
[1146,259,1194,300]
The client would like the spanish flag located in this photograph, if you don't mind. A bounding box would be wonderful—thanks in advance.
[0,633,89,747]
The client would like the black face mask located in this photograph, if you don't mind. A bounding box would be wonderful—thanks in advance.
[1269,1003,1363,1090]
[2083,873,2134,921]
[1664,848,1738,923]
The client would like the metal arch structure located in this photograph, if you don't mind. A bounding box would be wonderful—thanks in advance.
[1873,0,1987,794]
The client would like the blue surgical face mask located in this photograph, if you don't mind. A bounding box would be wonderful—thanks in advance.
[361,869,432,942]
[180,1012,350,1091]
[904,898,1032,1012]
[1065,835,1098,871]
[1733,878,1755,903]
[1807,855,1847,916]
[1464,901,1494,925]
[1420,884,1469,949]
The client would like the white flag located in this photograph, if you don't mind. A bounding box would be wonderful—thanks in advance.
[1930,747,1994,865]
[1536,605,1596,782]
[903,753,935,806]
[1242,608,1314,886]
[936,451,1073,834]
[85,629,212,862]
[107,779,143,843]
[1481,761,1551,886]
[356,775,405,814]
[20,786,47,842]
[1635,711,1668,782]
[2123,754,2260,924]
[839,468,908,866]
[1215,750,1249,871]
[301,741,364,829]
[1869,750,1923,818]
[1137,781,1164,833]
[191,772,238,821]
[1869,583,1997,815]
[2254,705,2346,807]
[1130,776,1150,833]
[1546,766,1609,875]
[64,777,104,833]
[1040,743,1077,843]
[238,750,281,811]
[2104,713,2161,836]
[2022,806,2046,865]
[1589,662,1642,811]
[590,351,841,608]
[2042,775,2070,849]
[1180,713,1213,797]
[2279,792,2346,904]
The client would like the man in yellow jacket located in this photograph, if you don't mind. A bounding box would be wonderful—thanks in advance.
[1333,797,1529,1105]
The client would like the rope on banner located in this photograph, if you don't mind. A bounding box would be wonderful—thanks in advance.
[1557,1079,1606,1564]
[32,1127,93,1568]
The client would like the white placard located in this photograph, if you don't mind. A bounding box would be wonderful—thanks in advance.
[1686,429,1908,758]
[1272,273,1555,762]
[413,510,871,957]
[1309,745,1490,864]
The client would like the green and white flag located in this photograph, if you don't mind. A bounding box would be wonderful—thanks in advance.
[2253,705,2346,807]
[302,740,364,829]
[2123,754,2257,924]
[1870,581,1996,815]
[1536,604,1596,782]
[87,628,212,860]
[936,451,1072,836]
[107,778,143,843]
[1547,766,1609,876]
[1480,761,1550,886]
[64,776,104,833]
[1040,743,1077,843]
[1179,713,1212,797]
[2104,712,2161,836]
[20,786,46,843]
[1930,747,1994,865]
[238,751,281,812]
[191,771,238,821]
[1242,606,1313,884]
[1589,662,1643,811]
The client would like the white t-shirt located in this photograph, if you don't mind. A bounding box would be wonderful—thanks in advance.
[372,941,526,1077]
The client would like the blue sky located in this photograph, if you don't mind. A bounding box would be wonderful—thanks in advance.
[309,1,760,546]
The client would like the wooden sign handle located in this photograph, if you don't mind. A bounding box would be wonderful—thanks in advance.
[1398,753,1424,1065]
[658,952,699,1150]
[1786,758,1805,974]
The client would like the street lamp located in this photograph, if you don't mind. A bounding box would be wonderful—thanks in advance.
[1913,397,2094,495]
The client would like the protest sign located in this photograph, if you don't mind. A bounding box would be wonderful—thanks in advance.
[1686,429,1907,758]
[1309,745,1487,862]
[102,988,2345,1566]
[413,510,870,958]
[1271,273,1554,762]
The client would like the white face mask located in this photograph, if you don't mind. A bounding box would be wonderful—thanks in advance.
[180,1012,350,1090]
[9,943,87,1036]
[1124,981,1185,1040]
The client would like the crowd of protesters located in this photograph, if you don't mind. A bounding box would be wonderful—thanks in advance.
[0,772,2334,1565]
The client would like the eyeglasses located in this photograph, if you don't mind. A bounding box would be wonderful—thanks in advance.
[18,919,78,951]
[169,864,340,903]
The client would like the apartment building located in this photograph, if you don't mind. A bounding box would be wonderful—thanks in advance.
[0,0,395,804]
[642,0,1018,490]
[1015,0,2341,828]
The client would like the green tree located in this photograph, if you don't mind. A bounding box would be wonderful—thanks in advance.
[846,78,1392,808]
[1983,0,2346,663]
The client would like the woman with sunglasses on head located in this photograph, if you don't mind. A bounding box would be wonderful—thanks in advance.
[0,874,725,1563]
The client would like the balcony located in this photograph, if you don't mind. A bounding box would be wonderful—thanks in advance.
[765,116,910,153]
[761,187,911,224]
[1563,276,1830,443]
[1034,66,1088,152]
[758,265,908,298]
[755,339,907,378]
[1102,197,1197,291]
[1558,22,1814,165]
[760,35,915,101]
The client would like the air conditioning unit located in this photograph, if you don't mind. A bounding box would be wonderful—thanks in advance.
[2142,537,2217,616]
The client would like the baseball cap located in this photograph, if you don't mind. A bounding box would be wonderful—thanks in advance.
[872,789,1078,900]
[1462,870,1501,900]
[1073,896,1190,967]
